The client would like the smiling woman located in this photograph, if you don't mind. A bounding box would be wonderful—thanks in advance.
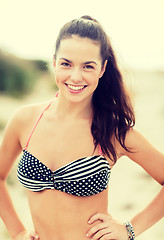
[54,36,106,103]
[0,15,164,240]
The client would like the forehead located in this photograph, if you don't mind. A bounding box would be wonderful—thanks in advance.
[56,35,102,62]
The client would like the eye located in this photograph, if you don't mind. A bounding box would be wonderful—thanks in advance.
[61,62,71,67]
[84,65,94,70]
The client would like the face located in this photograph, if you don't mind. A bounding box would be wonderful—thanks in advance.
[54,35,107,104]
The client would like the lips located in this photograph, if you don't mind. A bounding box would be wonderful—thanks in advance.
[65,83,87,92]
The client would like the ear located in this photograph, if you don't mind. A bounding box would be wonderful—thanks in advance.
[53,55,56,68]
[99,60,107,78]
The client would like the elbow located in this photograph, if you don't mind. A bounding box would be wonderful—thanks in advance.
[0,175,7,183]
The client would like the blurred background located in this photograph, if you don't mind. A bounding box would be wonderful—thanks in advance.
[0,0,163,239]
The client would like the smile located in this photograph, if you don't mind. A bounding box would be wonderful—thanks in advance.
[65,83,87,91]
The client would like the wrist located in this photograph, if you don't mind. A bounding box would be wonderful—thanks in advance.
[123,221,135,240]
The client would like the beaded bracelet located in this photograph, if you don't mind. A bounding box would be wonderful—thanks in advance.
[123,221,135,240]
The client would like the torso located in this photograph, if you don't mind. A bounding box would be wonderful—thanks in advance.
[18,99,121,240]
[28,188,108,240]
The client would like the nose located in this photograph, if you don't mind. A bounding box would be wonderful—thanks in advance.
[70,67,83,83]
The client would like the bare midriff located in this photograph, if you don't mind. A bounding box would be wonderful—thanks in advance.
[27,188,109,240]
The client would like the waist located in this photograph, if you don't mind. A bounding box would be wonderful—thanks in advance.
[27,189,108,240]
[34,209,107,240]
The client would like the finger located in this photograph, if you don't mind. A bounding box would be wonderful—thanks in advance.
[30,231,40,240]
[86,222,108,238]
[34,234,40,240]
[88,213,108,224]
[30,234,36,240]
[99,232,114,240]
[92,227,111,240]
[35,235,40,240]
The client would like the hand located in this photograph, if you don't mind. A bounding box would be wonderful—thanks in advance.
[86,213,128,240]
[13,230,40,240]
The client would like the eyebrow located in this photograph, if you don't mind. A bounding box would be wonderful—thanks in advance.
[60,58,72,63]
[59,58,97,65]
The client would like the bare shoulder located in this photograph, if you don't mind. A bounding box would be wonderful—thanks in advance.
[123,127,159,154]
[0,100,53,178]
[119,128,164,185]
[4,100,52,147]
[14,102,48,121]
[119,127,160,157]
[10,101,50,130]
[124,128,148,149]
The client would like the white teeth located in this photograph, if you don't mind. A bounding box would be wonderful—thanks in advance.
[67,84,85,91]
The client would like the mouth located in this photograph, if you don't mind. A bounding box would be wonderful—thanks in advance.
[65,83,87,93]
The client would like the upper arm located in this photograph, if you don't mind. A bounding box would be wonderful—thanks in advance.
[0,107,27,180]
[121,128,164,185]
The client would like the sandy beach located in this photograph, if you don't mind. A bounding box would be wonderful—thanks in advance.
[0,70,163,239]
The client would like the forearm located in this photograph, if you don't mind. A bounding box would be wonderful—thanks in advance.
[0,180,25,238]
[131,185,164,237]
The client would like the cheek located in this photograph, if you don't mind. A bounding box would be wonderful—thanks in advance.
[55,69,69,85]
[88,73,100,87]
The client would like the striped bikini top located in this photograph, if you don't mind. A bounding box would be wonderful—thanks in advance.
[17,100,111,196]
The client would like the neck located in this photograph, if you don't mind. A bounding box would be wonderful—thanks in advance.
[54,93,93,120]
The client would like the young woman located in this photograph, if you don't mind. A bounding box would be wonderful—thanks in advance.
[0,15,163,240]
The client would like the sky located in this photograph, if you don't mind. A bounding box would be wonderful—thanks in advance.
[0,0,164,70]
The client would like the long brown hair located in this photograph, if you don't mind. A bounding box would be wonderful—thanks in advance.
[54,15,135,163]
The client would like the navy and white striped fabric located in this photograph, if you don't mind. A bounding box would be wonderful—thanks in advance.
[17,150,111,196]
